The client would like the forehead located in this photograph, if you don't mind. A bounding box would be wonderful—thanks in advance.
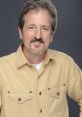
[23,9,52,25]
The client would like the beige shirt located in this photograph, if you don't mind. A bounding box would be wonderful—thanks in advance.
[0,45,82,117]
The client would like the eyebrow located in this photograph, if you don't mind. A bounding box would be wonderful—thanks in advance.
[25,24,50,27]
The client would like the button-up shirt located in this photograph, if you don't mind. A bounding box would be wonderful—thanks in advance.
[0,45,82,117]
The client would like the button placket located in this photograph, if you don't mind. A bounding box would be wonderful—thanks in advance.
[38,90,43,115]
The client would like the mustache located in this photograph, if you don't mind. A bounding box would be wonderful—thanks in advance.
[31,38,44,43]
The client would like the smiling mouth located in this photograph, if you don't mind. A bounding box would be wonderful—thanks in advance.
[30,38,44,48]
[31,41,44,48]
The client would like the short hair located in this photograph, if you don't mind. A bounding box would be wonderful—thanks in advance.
[18,0,58,32]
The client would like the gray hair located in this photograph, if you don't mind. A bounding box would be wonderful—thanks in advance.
[18,0,58,32]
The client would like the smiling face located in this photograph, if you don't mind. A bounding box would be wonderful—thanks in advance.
[18,9,53,56]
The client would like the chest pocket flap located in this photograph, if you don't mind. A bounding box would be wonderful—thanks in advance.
[48,85,66,98]
[7,90,33,104]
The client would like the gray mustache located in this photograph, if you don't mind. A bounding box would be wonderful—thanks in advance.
[31,38,44,43]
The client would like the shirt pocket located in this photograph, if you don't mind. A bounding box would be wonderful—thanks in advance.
[47,84,67,112]
[7,90,32,104]
[6,90,33,117]
[49,85,66,98]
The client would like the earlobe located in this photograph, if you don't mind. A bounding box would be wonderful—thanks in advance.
[18,27,22,40]
[50,35,53,43]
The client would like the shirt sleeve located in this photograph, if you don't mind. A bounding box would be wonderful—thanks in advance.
[67,59,82,117]
[0,77,2,117]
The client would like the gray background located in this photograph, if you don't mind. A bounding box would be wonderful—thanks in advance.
[0,0,82,117]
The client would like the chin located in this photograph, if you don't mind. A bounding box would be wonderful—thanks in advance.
[31,50,45,56]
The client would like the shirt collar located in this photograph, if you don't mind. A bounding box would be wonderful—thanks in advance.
[43,49,56,65]
[16,45,56,69]
[16,45,30,69]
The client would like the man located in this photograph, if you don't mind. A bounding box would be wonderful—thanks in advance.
[0,0,82,117]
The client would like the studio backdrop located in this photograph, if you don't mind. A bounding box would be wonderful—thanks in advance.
[0,0,82,117]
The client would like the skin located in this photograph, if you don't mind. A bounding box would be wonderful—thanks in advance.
[18,9,53,64]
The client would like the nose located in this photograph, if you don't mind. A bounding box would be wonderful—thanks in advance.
[35,28,42,39]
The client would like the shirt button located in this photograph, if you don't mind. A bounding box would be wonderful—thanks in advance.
[57,92,60,95]
[8,91,10,93]
[39,92,42,95]
[40,109,42,113]
[64,83,66,86]
[48,88,50,90]
[18,97,21,101]
[29,91,32,93]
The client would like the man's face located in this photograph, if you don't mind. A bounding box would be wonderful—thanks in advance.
[18,9,53,56]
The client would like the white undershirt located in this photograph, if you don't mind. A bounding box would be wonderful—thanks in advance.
[33,62,42,72]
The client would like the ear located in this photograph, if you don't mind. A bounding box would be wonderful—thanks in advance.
[50,34,53,43]
[18,27,22,40]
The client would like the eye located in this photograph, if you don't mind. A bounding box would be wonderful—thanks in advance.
[24,25,36,30]
[28,26,35,29]
[42,26,50,31]
[43,27,49,30]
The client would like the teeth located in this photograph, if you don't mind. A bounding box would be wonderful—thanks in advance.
[32,41,41,45]
[35,42,40,44]
[31,41,43,48]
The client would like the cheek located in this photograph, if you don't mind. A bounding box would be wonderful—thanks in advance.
[22,33,32,41]
[44,34,52,43]
[25,31,35,39]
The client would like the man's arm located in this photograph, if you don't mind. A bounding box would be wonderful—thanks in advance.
[67,59,82,117]
[0,92,1,117]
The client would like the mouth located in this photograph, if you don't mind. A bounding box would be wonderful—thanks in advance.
[31,41,44,48]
